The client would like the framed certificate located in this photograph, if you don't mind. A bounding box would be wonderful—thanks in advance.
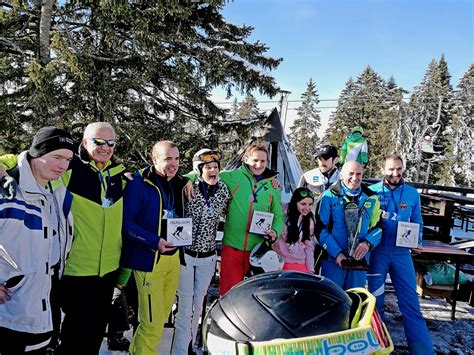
[395,221,420,248]
[249,211,274,235]
[167,218,193,247]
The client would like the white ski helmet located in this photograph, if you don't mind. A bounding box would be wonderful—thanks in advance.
[249,241,284,273]
[192,149,222,175]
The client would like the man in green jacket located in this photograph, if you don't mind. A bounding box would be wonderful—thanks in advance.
[219,142,284,295]
[58,122,127,354]
[340,126,369,167]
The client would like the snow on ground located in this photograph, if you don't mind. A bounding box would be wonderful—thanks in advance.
[383,292,473,354]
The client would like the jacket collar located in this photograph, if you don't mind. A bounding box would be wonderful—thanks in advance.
[383,177,405,190]
[17,151,51,200]
[77,144,113,172]
[140,165,186,187]
[241,163,278,181]
[329,179,376,197]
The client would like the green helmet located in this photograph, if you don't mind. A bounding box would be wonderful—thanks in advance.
[352,125,364,134]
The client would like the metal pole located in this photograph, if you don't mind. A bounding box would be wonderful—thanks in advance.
[278,90,291,128]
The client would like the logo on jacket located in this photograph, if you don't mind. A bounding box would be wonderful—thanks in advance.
[313,176,320,182]
[399,202,408,210]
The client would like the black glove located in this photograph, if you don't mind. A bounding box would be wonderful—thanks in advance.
[1,176,17,199]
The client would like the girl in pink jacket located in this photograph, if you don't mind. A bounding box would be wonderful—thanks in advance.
[273,187,316,273]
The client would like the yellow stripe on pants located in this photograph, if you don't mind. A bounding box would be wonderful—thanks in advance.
[130,253,180,355]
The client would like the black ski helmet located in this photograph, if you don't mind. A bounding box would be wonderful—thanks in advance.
[203,271,352,348]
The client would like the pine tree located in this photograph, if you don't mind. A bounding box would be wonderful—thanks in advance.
[403,55,454,183]
[324,78,358,147]
[0,1,282,167]
[235,95,260,120]
[431,54,455,184]
[289,78,321,171]
[229,98,240,120]
[445,64,474,186]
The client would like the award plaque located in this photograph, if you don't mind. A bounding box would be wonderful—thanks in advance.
[341,202,368,270]
[249,211,274,235]
[167,218,193,247]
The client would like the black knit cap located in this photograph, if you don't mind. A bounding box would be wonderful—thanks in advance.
[29,127,75,158]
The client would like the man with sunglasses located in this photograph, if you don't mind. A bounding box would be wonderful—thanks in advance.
[318,161,382,289]
[0,122,127,353]
[367,154,433,354]
[54,122,128,354]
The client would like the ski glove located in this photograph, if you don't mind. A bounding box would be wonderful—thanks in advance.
[0,176,17,199]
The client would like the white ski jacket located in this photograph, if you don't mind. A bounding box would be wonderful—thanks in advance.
[0,151,74,334]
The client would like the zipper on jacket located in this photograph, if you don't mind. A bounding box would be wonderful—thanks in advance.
[243,174,275,251]
[244,199,254,251]
[144,177,163,238]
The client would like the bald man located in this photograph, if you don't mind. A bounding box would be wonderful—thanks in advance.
[317,161,382,289]
[121,140,189,354]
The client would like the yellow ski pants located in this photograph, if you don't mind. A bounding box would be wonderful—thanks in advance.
[130,253,180,355]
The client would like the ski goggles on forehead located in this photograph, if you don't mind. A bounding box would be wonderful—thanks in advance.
[298,190,315,198]
[199,151,222,162]
[88,137,116,148]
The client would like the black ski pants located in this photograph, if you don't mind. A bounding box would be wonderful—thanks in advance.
[58,269,118,354]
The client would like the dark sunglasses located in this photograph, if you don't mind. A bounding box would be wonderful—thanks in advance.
[298,189,315,198]
[88,137,116,148]
[199,151,222,163]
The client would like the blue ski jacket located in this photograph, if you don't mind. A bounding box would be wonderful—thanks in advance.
[318,181,382,261]
[369,180,423,251]
[120,166,188,272]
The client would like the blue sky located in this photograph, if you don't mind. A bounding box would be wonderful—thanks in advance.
[213,0,473,132]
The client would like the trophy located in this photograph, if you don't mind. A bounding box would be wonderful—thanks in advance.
[0,244,24,288]
[341,202,368,270]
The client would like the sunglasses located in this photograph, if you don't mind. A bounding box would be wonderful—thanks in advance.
[88,138,116,148]
[199,151,222,163]
[298,189,315,198]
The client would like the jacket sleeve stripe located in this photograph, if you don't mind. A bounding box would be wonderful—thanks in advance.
[0,207,42,230]
[0,198,42,213]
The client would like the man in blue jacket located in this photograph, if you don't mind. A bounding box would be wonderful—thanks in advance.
[319,161,382,289]
[368,154,434,354]
[121,140,189,355]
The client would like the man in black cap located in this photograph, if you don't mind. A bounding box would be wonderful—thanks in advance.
[0,122,128,353]
[298,144,340,198]
[0,127,75,354]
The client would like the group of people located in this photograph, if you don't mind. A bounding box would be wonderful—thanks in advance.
[0,122,433,355]
[298,142,433,354]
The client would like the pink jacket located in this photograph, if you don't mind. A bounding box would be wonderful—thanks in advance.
[273,216,315,272]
